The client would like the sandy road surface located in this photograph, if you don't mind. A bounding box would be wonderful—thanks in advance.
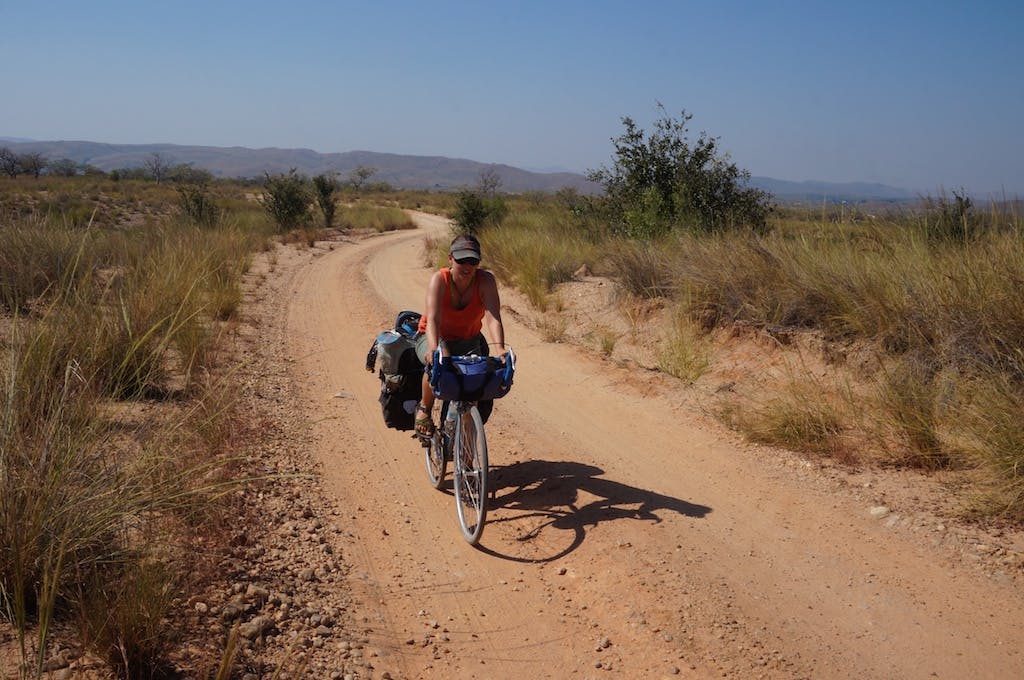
[282,213,1024,679]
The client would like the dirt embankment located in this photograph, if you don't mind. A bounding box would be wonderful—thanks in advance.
[210,212,1024,679]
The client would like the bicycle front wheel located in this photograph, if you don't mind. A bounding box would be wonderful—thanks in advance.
[453,403,488,545]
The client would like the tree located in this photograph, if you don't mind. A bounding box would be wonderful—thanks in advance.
[312,172,339,227]
[261,169,312,231]
[168,163,213,185]
[46,158,80,177]
[452,191,489,234]
[110,166,148,181]
[348,166,377,191]
[478,166,502,196]
[587,106,772,237]
[452,188,507,235]
[145,152,171,183]
[18,152,46,179]
[0,147,21,177]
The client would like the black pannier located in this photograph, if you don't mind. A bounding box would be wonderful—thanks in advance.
[366,311,423,431]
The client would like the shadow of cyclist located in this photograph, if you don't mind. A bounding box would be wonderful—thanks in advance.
[475,459,711,562]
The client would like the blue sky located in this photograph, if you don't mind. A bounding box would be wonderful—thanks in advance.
[2,1,1021,193]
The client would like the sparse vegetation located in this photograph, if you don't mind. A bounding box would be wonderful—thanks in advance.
[0,176,280,677]
[466,112,1023,518]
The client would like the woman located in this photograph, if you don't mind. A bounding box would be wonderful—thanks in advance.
[414,233,506,436]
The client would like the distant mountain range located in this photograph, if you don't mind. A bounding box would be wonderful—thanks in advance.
[749,176,917,203]
[1,139,601,194]
[0,138,919,202]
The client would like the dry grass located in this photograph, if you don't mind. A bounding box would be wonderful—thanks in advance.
[590,325,620,357]
[479,209,596,312]
[722,380,850,460]
[537,314,569,343]
[337,204,415,232]
[657,308,710,383]
[0,177,272,677]
[959,372,1024,518]
[486,194,1024,517]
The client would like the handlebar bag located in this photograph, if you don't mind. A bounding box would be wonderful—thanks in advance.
[432,355,512,402]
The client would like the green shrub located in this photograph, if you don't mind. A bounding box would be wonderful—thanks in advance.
[586,106,772,237]
[312,172,338,227]
[920,189,979,243]
[261,169,311,232]
[177,184,221,227]
[452,190,507,234]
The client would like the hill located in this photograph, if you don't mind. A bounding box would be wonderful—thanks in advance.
[748,176,916,203]
[3,139,924,202]
[1,140,601,194]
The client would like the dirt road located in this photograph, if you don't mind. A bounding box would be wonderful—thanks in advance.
[279,213,1024,679]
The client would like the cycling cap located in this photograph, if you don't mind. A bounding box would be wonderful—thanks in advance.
[450,234,482,260]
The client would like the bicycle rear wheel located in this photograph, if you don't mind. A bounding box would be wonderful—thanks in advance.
[453,403,488,545]
[424,403,448,490]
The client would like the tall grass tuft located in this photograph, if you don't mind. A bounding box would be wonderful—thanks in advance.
[605,237,676,299]
[76,560,179,679]
[723,378,848,458]
[1,276,247,677]
[0,215,93,312]
[657,310,709,383]
[480,209,595,311]
[1,316,157,671]
[876,354,953,468]
[960,372,1024,518]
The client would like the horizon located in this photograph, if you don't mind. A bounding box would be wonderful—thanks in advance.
[1,1,1021,195]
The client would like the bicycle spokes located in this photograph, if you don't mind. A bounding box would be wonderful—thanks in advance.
[453,404,488,544]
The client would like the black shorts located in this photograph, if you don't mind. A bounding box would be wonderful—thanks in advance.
[414,332,489,365]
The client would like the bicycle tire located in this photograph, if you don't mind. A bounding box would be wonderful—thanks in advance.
[453,403,488,545]
[424,403,448,490]
[424,430,447,490]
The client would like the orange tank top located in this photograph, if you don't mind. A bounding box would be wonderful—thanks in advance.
[417,268,484,340]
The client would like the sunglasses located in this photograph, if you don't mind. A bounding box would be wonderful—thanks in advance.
[454,257,480,266]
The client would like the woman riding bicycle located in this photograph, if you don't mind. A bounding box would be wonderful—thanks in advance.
[414,233,506,437]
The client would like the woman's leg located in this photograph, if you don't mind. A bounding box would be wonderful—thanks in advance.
[414,334,435,435]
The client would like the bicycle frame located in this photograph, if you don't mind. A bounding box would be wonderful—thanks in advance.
[423,348,513,545]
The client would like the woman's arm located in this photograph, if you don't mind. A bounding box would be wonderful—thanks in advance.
[423,271,444,364]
